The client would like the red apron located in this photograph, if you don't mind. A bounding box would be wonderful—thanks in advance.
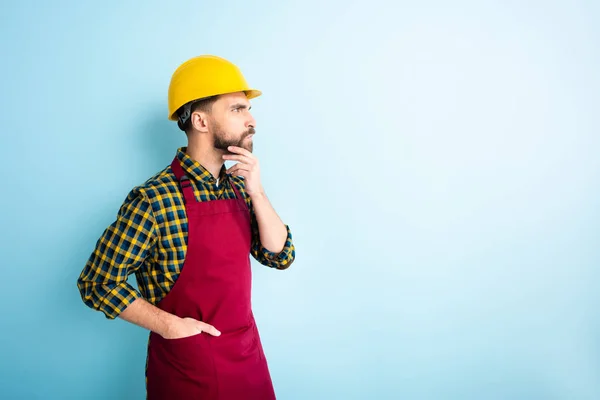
[146,157,276,400]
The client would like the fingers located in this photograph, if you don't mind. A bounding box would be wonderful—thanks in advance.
[227,146,253,157]
[199,321,221,337]
[223,146,257,164]
[229,170,249,179]
[222,154,255,164]
[226,163,251,176]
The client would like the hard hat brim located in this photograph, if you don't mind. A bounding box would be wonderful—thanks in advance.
[168,88,262,121]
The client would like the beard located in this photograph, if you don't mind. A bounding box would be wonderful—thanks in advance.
[211,119,255,153]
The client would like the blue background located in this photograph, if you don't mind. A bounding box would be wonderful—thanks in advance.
[1,1,599,399]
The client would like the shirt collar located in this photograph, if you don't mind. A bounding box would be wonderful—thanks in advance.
[175,147,227,184]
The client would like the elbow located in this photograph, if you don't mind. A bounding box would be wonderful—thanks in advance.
[276,250,295,270]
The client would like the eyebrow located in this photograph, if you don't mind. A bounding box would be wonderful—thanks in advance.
[230,103,251,110]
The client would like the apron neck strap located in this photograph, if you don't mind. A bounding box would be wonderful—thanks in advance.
[229,178,243,201]
[171,157,196,204]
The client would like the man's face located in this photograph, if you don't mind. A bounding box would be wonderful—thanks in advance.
[208,92,256,153]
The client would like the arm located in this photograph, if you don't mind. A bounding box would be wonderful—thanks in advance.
[249,195,296,269]
[250,192,287,253]
[119,297,178,336]
[76,189,220,337]
[224,146,296,269]
[119,297,220,338]
[76,190,153,320]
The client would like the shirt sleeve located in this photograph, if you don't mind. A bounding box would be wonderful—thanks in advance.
[246,197,296,270]
[76,189,157,319]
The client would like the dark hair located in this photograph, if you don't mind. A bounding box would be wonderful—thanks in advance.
[176,95,219,132]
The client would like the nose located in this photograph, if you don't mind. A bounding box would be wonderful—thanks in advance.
[246,112,256,129]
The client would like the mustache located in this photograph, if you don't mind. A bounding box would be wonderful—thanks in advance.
[243,127,256,137]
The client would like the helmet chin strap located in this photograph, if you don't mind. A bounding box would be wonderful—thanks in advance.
[177,102,193,130]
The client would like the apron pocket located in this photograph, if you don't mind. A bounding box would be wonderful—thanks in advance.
[149,332,217,382]
[162,331,204,344]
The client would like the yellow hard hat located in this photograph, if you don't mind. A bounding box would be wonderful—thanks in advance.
[167,55,262,121]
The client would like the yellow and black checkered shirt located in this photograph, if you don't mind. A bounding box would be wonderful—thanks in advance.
[77,147,295,320]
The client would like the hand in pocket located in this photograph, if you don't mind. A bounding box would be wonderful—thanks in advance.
[162,316,221,339]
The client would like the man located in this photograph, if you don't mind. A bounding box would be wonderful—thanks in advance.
[77,55,295,399]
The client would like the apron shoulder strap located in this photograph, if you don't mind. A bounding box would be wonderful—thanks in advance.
[171,157,196,204]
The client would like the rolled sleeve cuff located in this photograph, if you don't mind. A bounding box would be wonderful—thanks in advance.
[260,225,295,269]
[99,284,142,320]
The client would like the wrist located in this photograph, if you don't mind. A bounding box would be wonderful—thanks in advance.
[249,189,267,200]
[159,313,180,338]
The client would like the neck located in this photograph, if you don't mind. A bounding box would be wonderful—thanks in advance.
[185,134,225,180]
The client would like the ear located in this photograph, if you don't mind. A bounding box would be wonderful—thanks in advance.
[190,112,209,133]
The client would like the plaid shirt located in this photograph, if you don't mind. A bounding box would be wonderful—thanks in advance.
[77,147,295,319]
